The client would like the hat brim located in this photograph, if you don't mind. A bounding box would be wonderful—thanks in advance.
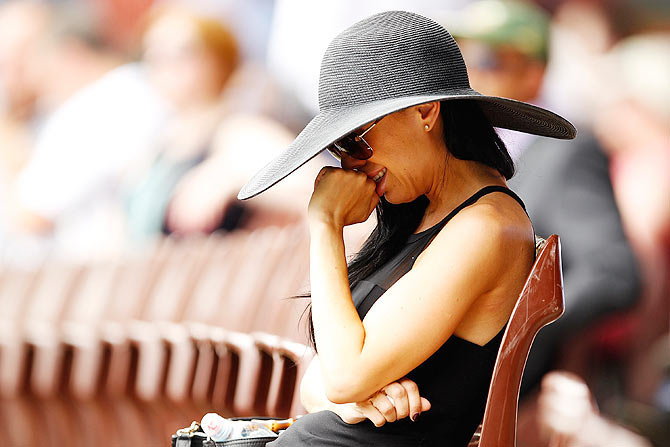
[237,88,576,200]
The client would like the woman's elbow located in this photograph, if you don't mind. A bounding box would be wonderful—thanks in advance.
[325,386,363,404]
[323,374,373,404]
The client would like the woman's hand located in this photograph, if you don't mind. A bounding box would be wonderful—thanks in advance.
[308,167,380,228]
[331,378,431,427]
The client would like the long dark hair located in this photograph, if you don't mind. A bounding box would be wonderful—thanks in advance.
[302,100,514,348]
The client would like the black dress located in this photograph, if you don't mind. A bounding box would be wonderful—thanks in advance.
[268,186,528,446]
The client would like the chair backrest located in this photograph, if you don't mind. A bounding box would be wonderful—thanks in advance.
[214,226,286,332]
[479,235,564,447]
[251,223,310,340]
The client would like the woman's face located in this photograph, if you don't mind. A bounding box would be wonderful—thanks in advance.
[340,107,445,204]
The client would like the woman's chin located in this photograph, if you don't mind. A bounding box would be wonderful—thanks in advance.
[379,180,417,204]
[384,190,423,205]
[383,191,404,204]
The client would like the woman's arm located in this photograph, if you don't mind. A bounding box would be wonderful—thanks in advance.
[300,354,431,426]
[308,167,531,403]
[300,354,332,413]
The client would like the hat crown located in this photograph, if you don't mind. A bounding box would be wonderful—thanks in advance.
[318,10,471,110]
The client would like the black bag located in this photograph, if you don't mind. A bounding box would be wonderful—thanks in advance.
[171,421,278,447]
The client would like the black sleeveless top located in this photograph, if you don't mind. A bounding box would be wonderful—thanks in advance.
[269,186,529,447]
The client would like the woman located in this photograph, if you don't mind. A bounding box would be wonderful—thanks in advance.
[238,11,575,446]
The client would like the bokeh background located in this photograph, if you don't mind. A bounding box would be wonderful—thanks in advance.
[0,0,667,446]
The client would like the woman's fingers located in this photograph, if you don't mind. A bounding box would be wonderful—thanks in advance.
[356,379,432,427]
[420,397,431,413]
[308,167,379,227]
[357,400,387,427]
[369,392,397,423]
[333,403,367,425]
[381,382,410,420]
[398,378,429,421]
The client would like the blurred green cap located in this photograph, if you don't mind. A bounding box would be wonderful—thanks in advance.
[447,0,550,62]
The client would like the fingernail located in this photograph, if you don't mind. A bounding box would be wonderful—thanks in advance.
[411,413,420,422]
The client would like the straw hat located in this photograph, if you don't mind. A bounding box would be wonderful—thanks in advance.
[238,10,575,200]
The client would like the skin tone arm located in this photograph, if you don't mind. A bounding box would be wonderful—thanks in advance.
[307,166,532,404]
[300,354,431,426]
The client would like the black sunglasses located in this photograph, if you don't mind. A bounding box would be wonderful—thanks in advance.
[327,118,380,161]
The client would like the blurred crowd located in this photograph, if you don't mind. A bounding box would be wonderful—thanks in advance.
[0,0,667,445]
[0,0,320,265]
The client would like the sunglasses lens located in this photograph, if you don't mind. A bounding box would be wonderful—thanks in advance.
[327,145,342,161]
[339,135,373,160]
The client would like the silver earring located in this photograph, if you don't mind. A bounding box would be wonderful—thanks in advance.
[425,124,429,131]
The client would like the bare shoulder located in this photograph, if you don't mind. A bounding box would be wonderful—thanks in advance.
[435,191,531,245]
[457,191,534,246]
[416,191,534,286]
[413,191,535,342]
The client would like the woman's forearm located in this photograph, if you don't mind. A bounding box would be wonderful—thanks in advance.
[309,219,368,402]
[301,355,432,427]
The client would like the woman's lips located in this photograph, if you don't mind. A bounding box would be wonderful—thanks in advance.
[373,168,387,196]
[371,167,387,183]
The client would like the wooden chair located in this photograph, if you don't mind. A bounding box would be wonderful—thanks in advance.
[60,261,120,399]
[20,263,84,398]
[469,235,565,447]
[0,267,41,398]
[250,224,313,417]
[201,226,289,417]
[98,240,169,398]
[184,234,243,413]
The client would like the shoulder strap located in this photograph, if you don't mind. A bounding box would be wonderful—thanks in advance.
[408,185,533,253]
[434,185,528,232]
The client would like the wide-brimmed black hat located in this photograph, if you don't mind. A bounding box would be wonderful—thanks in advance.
[238,10,576,200]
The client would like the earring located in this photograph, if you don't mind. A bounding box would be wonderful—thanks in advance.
[424,124,430,131]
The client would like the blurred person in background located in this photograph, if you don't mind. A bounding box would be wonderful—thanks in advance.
[0,0,48,180]
[5,0,167,263]
[548,2,670,443]
[124,3,241,241]
[449,0,640,399]
[128,2,323,241]
[536,371,652,447]
[0,0,51,263]
[162,111,319,234]
[593,33,670,444]
[595,33,669,323]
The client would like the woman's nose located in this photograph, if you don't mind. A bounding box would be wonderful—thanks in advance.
[341,154,366,171]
